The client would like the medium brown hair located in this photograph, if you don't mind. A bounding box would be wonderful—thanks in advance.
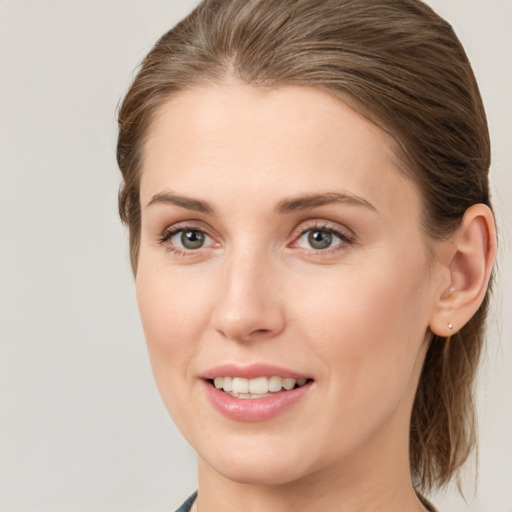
[117,0,493,492]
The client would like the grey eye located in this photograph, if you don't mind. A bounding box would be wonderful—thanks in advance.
[296,227,347,251]
[180,230,206,249]
[307,230,333,250]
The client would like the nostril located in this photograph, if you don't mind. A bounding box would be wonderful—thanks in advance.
[249,328,271,336]
[215,327,273,341]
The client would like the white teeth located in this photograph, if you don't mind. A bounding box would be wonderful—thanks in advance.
[223,376,233,392]
[232,377,249,394]
[228,391,272,399]
[249,377,269,394]
[212,376,309,395]
[268,376,283,392]
[282,378,296,390]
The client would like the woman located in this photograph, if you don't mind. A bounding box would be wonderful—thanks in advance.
[116,1,497,511]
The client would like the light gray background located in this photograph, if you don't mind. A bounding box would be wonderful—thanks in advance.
[0,1,510,511]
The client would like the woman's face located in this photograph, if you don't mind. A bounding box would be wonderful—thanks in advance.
[137,83,441,485]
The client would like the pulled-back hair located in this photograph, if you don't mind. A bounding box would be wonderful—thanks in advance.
[117,0,493,492]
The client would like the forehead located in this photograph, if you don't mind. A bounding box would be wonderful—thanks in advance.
[140,83,419,219]
[145,82,394,163]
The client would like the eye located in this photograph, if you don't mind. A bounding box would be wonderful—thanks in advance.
[159,226,215,253]
[174,229,208,250]
[303,230,334,250]
[295,226,352,251]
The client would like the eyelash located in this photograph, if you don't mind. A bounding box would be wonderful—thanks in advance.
[157,222,355,256]
[291,222,355,254]
[157,225,214,257]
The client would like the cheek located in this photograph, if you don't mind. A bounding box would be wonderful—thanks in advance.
[135,261,214,406]
[136,257,213,339]
[291,250,431,405]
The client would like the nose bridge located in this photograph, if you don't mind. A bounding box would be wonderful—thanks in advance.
[213,241,284,341]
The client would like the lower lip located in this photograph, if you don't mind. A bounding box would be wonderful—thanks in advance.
[202,380,312,422]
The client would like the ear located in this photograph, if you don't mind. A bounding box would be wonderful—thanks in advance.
[429,204,497,337]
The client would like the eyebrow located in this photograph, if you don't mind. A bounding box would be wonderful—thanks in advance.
[146,192,214,214]
[146,190,377,215]
[275,192,377,214]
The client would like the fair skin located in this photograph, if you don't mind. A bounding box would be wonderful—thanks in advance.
[136,83,495,512]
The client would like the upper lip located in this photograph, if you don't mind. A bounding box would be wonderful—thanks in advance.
[201,363,311,380]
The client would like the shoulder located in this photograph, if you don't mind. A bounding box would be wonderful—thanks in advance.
[174,491,198,512]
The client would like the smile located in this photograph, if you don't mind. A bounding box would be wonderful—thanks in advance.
[203,374,313,421]
[212,376,309,398]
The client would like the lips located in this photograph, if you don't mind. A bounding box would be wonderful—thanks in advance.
[201,363,310,381]
[201,364,313,421]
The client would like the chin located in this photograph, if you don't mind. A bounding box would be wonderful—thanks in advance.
[208,453,309,486]
[196,431,319,486]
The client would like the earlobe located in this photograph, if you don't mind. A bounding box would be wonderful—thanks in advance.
[429,204,496,337]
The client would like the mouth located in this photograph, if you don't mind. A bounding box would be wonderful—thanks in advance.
[201,364,314,420]
[209,376,311,399]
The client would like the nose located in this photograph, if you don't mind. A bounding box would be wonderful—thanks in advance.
[212,247,286,342]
